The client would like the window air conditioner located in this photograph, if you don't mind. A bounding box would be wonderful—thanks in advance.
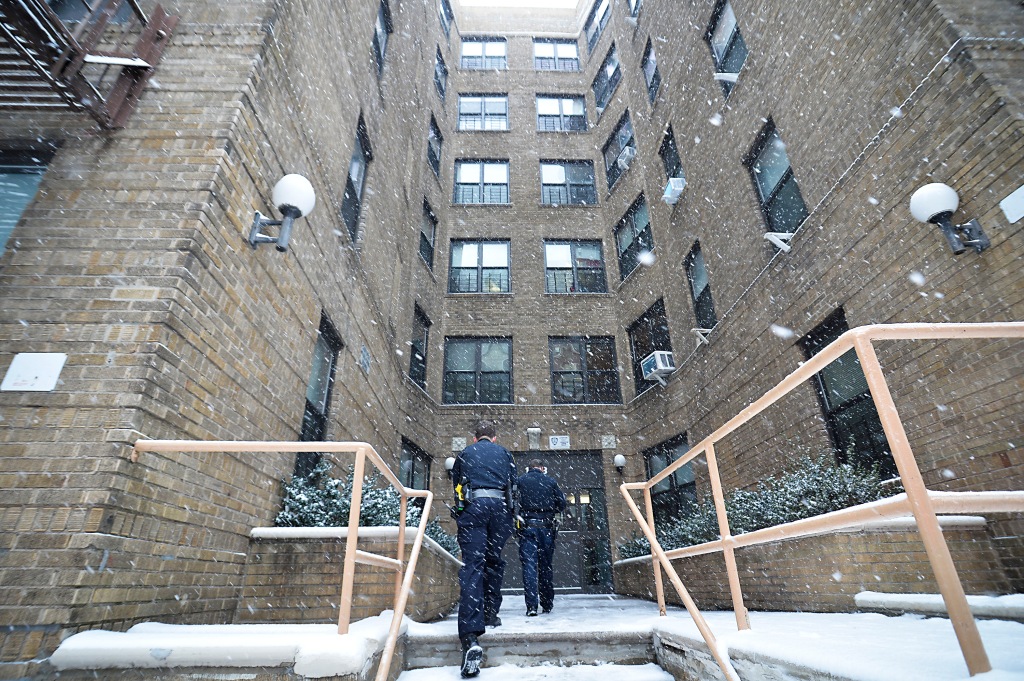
[616,146,637,170]
[662,177,687,205]
[641,350,675,382]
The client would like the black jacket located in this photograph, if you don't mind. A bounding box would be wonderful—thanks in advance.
[452,438,517,492]
[517,468,567,517]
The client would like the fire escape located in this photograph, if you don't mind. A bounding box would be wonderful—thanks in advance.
[0,0,177,129]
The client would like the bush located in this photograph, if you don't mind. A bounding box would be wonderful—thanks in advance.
[617,455,901,559]
[276,459,460,557]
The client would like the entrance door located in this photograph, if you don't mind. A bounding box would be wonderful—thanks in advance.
[501,450,613,595]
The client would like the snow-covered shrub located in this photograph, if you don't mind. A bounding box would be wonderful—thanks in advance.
[618,455,900,559]
[276,459,460,557]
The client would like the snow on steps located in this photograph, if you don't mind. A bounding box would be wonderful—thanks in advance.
[855,591,1024,621]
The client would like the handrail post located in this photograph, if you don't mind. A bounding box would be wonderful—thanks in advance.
[338,447,367,635]
[642,485,667,616]
[854,335,991,675]
[706,443,749,630]
[395,492,408,613]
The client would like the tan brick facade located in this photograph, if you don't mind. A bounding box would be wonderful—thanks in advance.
[0,0,1021,675]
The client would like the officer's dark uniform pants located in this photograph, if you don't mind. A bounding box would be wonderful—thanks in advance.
[456,497,513,640]
[518,523,556,612]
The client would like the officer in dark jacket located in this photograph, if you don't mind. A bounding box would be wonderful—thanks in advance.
[516,459,567,616]
[450,421,517,678]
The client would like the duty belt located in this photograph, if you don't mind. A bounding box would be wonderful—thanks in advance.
[469,488,505,500]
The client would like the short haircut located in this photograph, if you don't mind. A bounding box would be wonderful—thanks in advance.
[529,459,544,469]
[474,420,496,440]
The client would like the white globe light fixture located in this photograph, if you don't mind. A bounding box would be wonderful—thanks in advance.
[248,174,317,252]
[613,453,626,473]
[909,182,989,255]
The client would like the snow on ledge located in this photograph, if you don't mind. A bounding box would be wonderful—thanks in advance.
[49,612,405,679]
[613,515,987,567]
[855,591,1024,620]
[251,525,461,564]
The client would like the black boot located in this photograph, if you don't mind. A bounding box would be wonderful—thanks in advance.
[461,636,483,678]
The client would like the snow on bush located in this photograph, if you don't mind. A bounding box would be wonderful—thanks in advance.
[276,459,460,557]
[618,455,901,559]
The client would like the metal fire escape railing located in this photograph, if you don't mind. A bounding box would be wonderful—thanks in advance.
[0,0,177,128]
[621,322,1024,681]
[130,440,432,681]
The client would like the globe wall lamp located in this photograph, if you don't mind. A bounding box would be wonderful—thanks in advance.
[248,174,316,253]
[909,182,990,255]
[613,454,626,474]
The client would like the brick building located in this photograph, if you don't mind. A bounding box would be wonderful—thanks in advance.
[0,0,1021,676]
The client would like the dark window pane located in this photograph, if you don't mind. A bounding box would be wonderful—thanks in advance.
[765,174,809,232]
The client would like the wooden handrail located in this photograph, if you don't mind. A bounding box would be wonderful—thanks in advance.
[129,439,431,681]
[621,322,1024,679]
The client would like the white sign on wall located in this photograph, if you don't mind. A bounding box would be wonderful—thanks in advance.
[549,435,570,450]
[1,353,68,392]
[451,437,467,452]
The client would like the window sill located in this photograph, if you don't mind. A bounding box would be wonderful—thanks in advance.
[456,129,512,134]
[539,202,600,208]
[446,292,515,297]
[452,202,512,208]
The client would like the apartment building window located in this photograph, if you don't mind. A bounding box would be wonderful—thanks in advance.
[400,439,432,492]
[614,195,652,280]
[420,200,437,269]
[747,120,809,234]
[584,0,611,52]
[801,310,897,478]
[1,150,52,251]
[434,49,448,101]
[628,299,672,395]
[296,313,344,477]
[641,40,661,102]
[602,111,636,189]
[371,0,393,76]
[458,95,508,131]
[427,117,443,177]
[659,126,684,180]
[644,434,696,524]
[342,116,373,242]
[707,0,747,97]
[439,0,454,40]
[544,241,607,293]
[627,0,642,17]
[534,39,579,71]
[410,306,431,389]
[443,338,512,404]
[461,38,507,70]
[685,241,717,330]
[592,46,621,116]
[49,0,131,22]
[449,239,510,293]
[536,96,586,132]
[540,161,596,205]
[454,160,509,204]
[549,337,621,404]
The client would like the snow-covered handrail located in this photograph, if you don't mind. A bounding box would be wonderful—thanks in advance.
[620,322,1024,681]
[130,439,432,681]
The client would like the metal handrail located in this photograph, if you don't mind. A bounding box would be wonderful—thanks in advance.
[130,439,432,681]
[620,322,1024,680]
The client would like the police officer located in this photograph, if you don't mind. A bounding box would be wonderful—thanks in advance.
[450,421,517,678]
[516,459,566,617]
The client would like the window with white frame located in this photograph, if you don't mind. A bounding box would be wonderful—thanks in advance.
[296,313,344,476]
[602,111,636,189]
[544,241,607,293]
[461,37,507,69]
[439,0,454,40]
[410,306,431,389]
[443,337,512,404]
[540,161,596,206]
[449,239,510,293]
[341,116,372,242]
[592,45,621,116]
[420,200,437,268]
[584,0,611,52]
[400,438,433,492]
[434,48,448,101]
[549,336,620,404]
[684,241,717,330]
[534,39,579,71]
[747,120,808,234]
[454,160,509,204]
[536,96,586,132]
[0,149,51,252]
[707,0,747,97]
[614,194,652,280]
[427,117,443,177]
[641,39,661,102]
[458,95,508,131]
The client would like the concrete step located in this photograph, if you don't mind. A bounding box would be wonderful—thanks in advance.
[399,662,673,680]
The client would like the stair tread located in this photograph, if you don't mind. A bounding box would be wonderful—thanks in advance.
[398,662,673,680]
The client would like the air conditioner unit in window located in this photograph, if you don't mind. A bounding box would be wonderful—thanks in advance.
[616,146,637,170]
[662,177,687,205]
[641,350,675,385]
